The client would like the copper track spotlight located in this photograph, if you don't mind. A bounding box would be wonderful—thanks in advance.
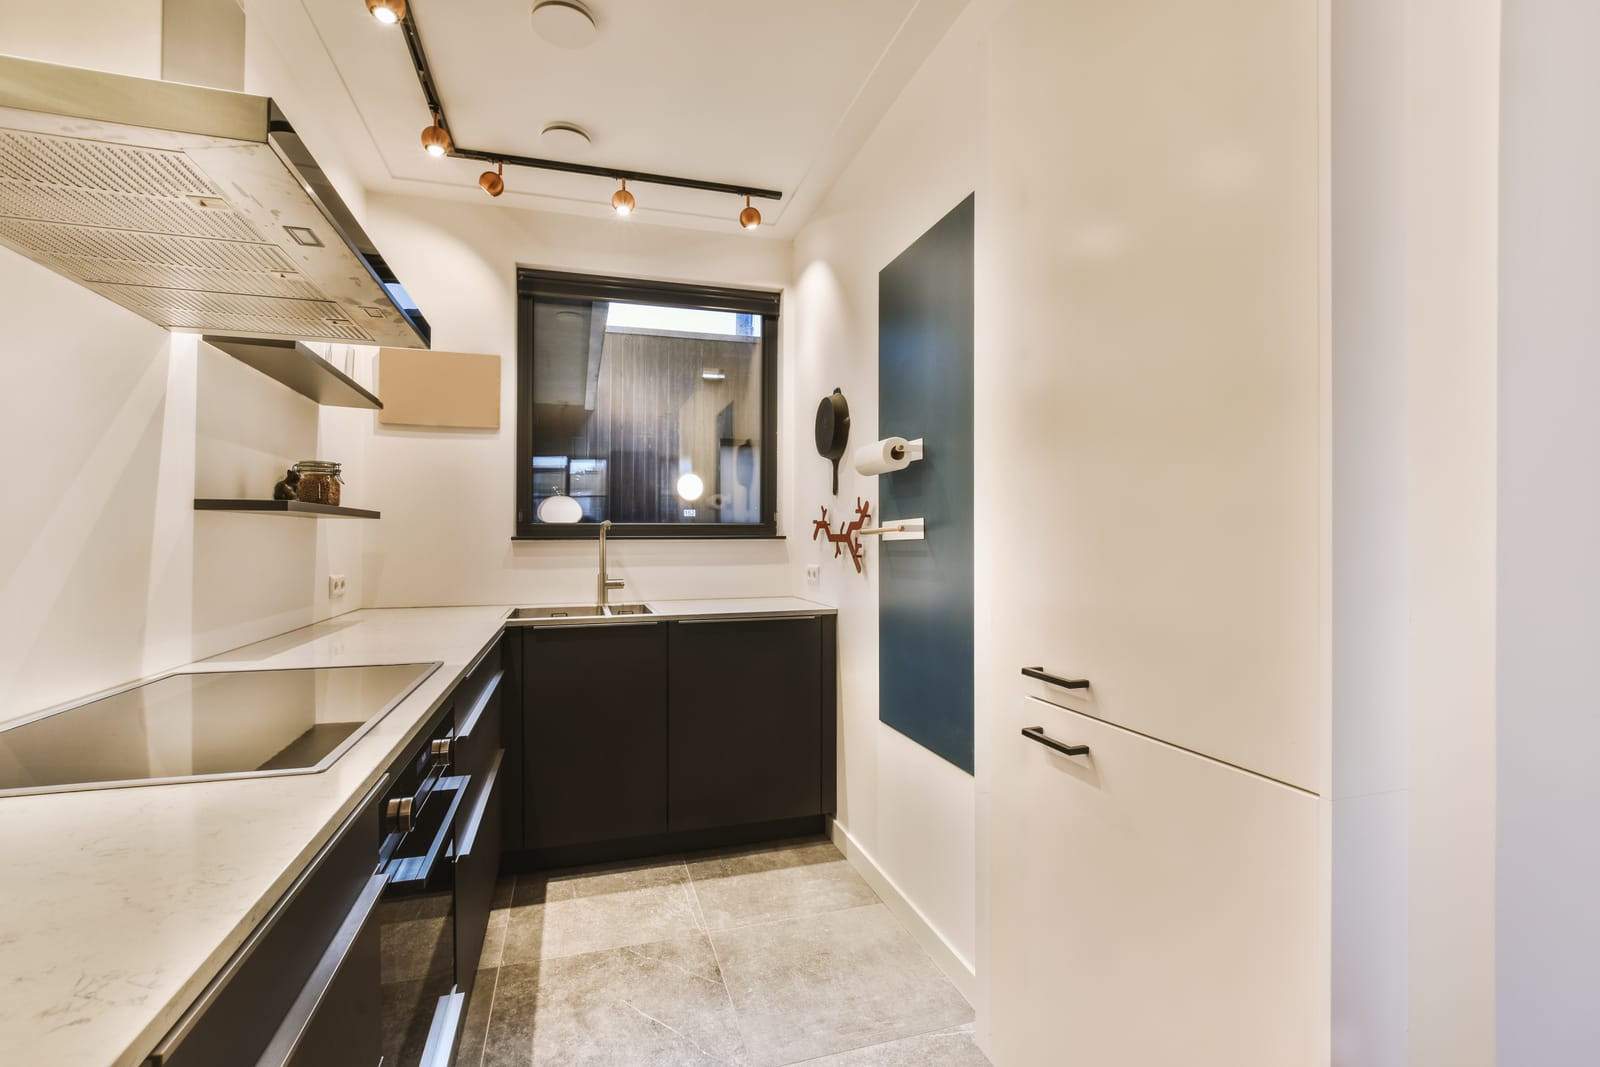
[479,161,505,197]
[739,195,762,230]
[420,113,450,157]
[365,0,406,24]
[611,179,635,217]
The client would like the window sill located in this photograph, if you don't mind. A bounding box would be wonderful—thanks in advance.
[512,528,784,542]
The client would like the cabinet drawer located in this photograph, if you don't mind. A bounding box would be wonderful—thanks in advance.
[148,780,383,1067]
[990,697,1319,1066]
[267,872,386,1067]
[454,659,503,792]
[455,749,504,988]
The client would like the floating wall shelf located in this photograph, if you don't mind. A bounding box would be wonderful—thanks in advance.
[195,499,380,519]
[201,336,383,410]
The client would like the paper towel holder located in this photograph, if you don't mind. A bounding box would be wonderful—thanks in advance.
[854,436,925,476]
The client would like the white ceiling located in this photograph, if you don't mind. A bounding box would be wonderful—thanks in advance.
[262,0,970,235]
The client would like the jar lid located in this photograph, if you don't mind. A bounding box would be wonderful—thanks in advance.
[294,460,341,472]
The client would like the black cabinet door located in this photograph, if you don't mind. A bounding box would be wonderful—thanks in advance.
[454,750,504,989]
[667,617,823,832]
[523,623,668,849]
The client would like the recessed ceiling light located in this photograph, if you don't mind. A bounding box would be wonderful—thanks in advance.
[531,0,599,49]
[541,122,592,153]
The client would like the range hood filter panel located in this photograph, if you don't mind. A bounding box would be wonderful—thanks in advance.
[0,53,429,348]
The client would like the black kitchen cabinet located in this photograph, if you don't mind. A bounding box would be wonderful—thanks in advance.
[522,623,669,850]
[667,616,825,832]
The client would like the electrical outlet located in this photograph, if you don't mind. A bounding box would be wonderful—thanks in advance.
[805,564,820,585]
[328,574,348,599]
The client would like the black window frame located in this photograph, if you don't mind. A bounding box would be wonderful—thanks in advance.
[514,268,781,540]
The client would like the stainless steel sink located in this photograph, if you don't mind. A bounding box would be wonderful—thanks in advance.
[509,604,653,620]
[510,605,606,620]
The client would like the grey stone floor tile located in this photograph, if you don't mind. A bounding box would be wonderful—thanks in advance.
[512,855,690,905]
[481,934,746,1066]
[478,906,509,970]
[711,904,973,1067]
[795,1024,989,1065]
[685,836,878,931]
[502,855,701,962]
[456,969,499,1067]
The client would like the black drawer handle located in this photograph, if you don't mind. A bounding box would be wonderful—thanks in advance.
[1022,726,1090,757]
[458,751,504,859]
[254,870,388,1067]
[1022,666,1090,690]
[387,779,467,887]
[458,668,503,741]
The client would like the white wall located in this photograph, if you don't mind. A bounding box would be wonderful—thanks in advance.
[0,249,368,718]
[1496,1,1600,1060]
[1331,4,1502,1063]
[0,0,163,78]
[787,2,995,1003]
[1403,4,1500,1063]
[355,194,794,608]
[0,11,367,718]
[1331,1,1409,1063]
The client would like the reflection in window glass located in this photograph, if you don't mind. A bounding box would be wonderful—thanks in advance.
[528,298,764,526]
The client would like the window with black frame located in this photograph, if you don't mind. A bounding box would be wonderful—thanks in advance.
[515,270,779,538]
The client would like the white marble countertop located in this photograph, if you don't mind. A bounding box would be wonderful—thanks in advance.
[0,596,834,1067]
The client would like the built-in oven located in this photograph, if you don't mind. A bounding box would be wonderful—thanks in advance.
[377,707,466,1066]
[373,638,507,1067]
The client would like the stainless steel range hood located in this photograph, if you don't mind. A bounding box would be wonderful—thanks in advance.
[0,53,429,348]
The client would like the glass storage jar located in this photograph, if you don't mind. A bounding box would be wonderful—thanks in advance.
[293,460,343,506]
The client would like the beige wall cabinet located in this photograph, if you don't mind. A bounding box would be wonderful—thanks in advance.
[989,698,1321,1066]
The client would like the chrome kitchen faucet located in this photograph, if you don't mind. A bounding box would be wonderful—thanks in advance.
[596,520,625,609]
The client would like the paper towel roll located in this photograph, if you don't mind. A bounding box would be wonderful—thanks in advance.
[854,437,912,476]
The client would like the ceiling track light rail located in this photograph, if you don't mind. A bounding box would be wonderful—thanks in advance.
[386,3,782,215]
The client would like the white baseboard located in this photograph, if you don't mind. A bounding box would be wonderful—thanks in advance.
[828,818,977,1005]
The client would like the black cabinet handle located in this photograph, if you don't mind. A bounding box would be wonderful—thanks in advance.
[253,870,388,1067]
[387,779,467,887]
[457,752,504,859]
[1021,726,1090,757]
[457,669,503,741]
[1022,666,1090,690]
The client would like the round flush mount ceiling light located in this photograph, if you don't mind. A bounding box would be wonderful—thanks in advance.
[738,195,762,231]
[531,1,599,49]
[541,122,592,153]
[365,0,406,24]
[676,472,705,503]
[610,178,635,217]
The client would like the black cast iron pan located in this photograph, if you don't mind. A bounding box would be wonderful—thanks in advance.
[814,388,851,495]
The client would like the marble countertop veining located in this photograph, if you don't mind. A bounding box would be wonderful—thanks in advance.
[0,596,834,1067]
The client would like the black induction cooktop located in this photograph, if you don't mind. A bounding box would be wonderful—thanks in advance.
[0,662,439,798]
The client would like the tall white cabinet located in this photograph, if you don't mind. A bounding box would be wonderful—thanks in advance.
[982,0,1328,1062]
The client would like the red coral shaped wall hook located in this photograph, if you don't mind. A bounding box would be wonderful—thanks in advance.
[811,498,872,574]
